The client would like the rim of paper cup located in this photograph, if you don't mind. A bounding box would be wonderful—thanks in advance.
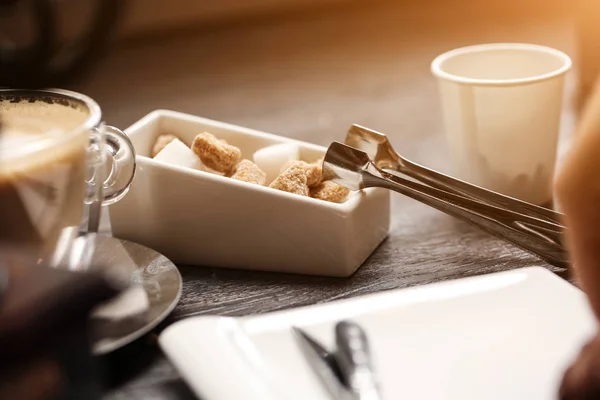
[430,43,572,86]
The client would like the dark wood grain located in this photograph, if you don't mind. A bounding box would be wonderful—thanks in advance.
[88,2,579,398]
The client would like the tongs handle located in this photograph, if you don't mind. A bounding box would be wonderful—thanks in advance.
[363,165,567,268]
[387,159,562,225]
[344,123,563,225]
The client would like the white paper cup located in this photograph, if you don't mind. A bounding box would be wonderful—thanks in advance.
[431,43,571,205]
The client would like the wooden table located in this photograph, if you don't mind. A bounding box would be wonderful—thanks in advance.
[86,2,578,398]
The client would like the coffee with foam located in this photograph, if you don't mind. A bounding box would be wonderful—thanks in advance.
[0,94,91,256]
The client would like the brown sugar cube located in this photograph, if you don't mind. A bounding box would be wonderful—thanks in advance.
[279,159,297,174]
[279,159,323,187]
[310,180,350,203]
[305,159,323,187]
[231,159,266,186]
[269,163,309,196]
[152,134,177,157]
[191,132,242,173]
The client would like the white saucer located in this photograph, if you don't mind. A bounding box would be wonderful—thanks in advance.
[159,267,595,400]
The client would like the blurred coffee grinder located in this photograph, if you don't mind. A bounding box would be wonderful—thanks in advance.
[0,1,126,399]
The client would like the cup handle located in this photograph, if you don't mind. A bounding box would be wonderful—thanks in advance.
[100,125,136,206]
[84,124,136,233]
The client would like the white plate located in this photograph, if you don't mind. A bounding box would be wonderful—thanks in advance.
[159,267,596,400]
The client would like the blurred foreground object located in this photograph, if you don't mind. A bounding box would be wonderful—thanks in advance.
[576,0,600,110]
[555,73,600,399]
[0,249,120,399]
[0,0,125,88]
[560,332,600,399]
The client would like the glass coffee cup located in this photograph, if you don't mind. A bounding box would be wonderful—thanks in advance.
[0,88,135,265]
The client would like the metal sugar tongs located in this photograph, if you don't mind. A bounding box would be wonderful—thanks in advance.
[323,124,567,269]
[293,320,382,400]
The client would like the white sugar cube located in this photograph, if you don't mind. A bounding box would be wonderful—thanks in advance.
[154,138,206,171]
[252,142,300,184]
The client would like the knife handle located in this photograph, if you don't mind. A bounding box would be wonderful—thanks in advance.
[334,320,382,400]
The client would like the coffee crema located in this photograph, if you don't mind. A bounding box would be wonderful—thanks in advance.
[0,97,90,257]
